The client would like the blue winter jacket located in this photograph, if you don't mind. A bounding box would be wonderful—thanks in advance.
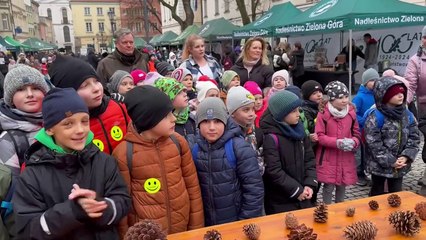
[193,118,264,226]
[352,85,375,126]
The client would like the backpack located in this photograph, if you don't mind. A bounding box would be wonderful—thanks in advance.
[276,56,289,69]
[222,55,233,71]
[191,138,236,169]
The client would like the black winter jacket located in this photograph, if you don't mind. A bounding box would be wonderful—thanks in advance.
[175,115,197,149]
[230,58,274,89]
[12,142,131,240]
[260,110,317,214]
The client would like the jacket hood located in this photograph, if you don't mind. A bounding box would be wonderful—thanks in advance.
[197,117,243,151]
[259,109,282,135]
[358,85,374,95]
[374,77,407,110]
[0,100,43,132]
[124,122,172,146]
[34,128,94,154]
[368,38,378,44]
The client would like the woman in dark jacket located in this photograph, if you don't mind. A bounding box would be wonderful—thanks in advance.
[289,42,305,87]
[231,37,274,89]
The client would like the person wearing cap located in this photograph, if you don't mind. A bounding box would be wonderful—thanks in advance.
[315,81,361,204]
[244,81,266,128]
[194,97,263,226]
[112,86,204,236]
[219,70,240,103]
[188,80,219,115]
[259,90,317,213]
[13,88,131,240]
[130,69,147,86]
[364,76,420,196]
[108,70,135,96]
[171,67,196,100]
[300,80,323,145]
[266,69,289,100]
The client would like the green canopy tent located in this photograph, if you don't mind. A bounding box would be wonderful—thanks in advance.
[233,2,301,38]
[0,36,16,51]
[4,36,33,51]
[156,31,179,46]
[149,34,162,45]
[134,37,148,48]
[170,25,200,45]
[197,17,239,41]
[22,38,55,51]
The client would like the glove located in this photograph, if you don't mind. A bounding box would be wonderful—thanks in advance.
[110,93,125,103]
[337,139,345,150]
[341,138,355,152]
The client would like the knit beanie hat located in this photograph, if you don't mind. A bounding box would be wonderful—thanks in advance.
[49,55,99,90]
[154,77,185,101]
[226,86,255,114]
[42,88,88,130]
[221,70,239,89]
[243,81,262,96]
[382,69,396,77]
[144,72,163,86]
[382,83,406,104]
[196,81,219,102]
[285,86,302,99]
[124,85,173,133]
[155,61,175,76]
[171,67,192,82]
[198,75,218,86]
[268,90,302,121]
[362,68,380,85]
[272,70,289,85]
[325,81,349,101]
[131,69,147,85]
[4,64,50,107]
[108,70,133,93]
[196,97,228,127]
[301,80,323,100]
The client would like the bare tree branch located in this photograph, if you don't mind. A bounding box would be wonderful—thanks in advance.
[236,0,251,25]
[251,0,261,22]
[159,0,194,31]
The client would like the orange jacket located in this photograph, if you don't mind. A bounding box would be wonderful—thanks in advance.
[112,124,204,236]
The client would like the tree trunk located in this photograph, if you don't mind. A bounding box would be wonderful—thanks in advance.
[236,0,251,25]
[159,0,194,32]
[251,0,261,22]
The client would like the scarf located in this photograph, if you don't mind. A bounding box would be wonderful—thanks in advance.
[274,119,306,140]
[243,59,259,74]
[175,107,190,124]
[380,104,405,120]
[327,102,349,118]
[89,96,110,118]
[0,101,43,125]
[35,128,94,154]
[113,48,136,66]
[304,100,319,111]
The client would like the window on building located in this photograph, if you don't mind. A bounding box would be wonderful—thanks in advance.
[151,22,157,32]
[1,14,9,30]
[97,7,103,15]
[98,22,104,32]
[203,0,207,18]
[109,7,115,15]
[214,0,219,15]
[111,22,116,32]
[84,7,91,16]
[135,22,142,32]
[224,0,230,13]
[86,22,92,32]
[47,8,52,18]
[62,8,68,24]
[63,26,70,42]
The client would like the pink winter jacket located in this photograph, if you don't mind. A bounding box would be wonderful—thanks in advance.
[405,52,426,104]
[315,104,361,185]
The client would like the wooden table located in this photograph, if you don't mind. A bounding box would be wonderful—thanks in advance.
[168,191,426,239]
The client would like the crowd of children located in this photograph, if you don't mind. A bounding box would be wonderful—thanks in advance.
[0,33,421,239]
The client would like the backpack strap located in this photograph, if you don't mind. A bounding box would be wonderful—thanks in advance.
[268,133,280,151]
[114,100,129,127]
[6,130,30,166]
[191,143,199,161]
[126,141,133,178]
[373,109,385,129]
[169,134,181,156]
[224,139,236,169]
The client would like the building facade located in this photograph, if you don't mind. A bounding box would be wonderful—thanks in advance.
[0,0,13,38]
[29,0,41,39]
[11,0,29,40]
[39,16,54,43]
[70,0,120,54]
[161,0,202,35]
[37,0,75,52]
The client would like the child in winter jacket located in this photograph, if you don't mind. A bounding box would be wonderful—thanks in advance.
[172,67,197,100]
[112,86,204,236]
[12,88,131,240]
[364,76,420,196]
[260,90,317,214]
[244,81,267,128]
[220,70,240,103]
[155,77,197,148]
[315,81,361,204]
[49,55,129,154]
[130,69,147,86]
[189,80,219,115]
[267,69,288,100]
[301,80,323,144]
[108,70,135,96]
[193,97,264,226]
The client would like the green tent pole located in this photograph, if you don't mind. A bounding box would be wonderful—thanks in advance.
[349,29,353,98]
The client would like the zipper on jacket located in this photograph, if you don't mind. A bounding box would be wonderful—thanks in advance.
[208,144,216,224]
[155,143,172,231]
[319,147,325,166]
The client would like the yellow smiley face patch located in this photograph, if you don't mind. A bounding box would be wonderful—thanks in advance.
[110,126,123,141]
[144,178,161,194]
[92,139,104,152]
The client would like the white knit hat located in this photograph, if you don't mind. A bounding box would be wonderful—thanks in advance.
[196,81,219,102]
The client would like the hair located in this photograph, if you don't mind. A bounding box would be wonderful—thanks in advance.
[182,34,205,61]
[114,28,133,44]
[363,33,372,38]
[239,36,269,65]
[294,42,302,49]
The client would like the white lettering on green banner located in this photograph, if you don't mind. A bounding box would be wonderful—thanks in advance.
[354,15,424,26]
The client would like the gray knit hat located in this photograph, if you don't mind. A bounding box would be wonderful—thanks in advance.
[226,86,255,114]
[108,70,133,93]
[362,68,380,85]
[268,90,301,121]
[4,64,50,107]
[325,81,349,101]
[196,97,228,127]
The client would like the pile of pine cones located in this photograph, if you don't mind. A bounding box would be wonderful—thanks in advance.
[344,220,378,240]
[287,224,318,240]
[242,223,261,240]
[313,202,328,223]
[124,219,166,240]
[388,210,422,236]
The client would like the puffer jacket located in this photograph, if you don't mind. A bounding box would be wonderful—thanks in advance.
[193,118,264,226]
[405,49,426,105]
[112,124,204,236]
[352,85,375,126]
[13,141,130,240]
[315,104,361,185]
[364,77,420,178]
[301,100,319,134]
[231,58,274,89]
[175,115,197,149]
[260,110,317,214]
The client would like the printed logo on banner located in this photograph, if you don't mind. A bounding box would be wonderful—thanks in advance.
[309,0,339,18]
[377,31,422,65]
[305,37,332,53]
[254,13,273,26]
[199,24,210,35]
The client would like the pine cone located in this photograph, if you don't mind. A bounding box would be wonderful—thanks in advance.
[204,229,222,240]
[387,194,402,207]
[368,200,379,210]
[388,210,422,236]
[242,223,261,240]
[314,202,328,223]
[124,219,166,240]
[414,202,426,220]
[285,213,299,229]
[344,220,378,240]
[287,224,318,240]
[346,207,356,217]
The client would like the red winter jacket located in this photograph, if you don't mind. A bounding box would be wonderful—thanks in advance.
[90,99,129,154]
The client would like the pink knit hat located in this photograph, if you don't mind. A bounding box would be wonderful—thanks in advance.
[131,69,147,85]
[243,81,262,96]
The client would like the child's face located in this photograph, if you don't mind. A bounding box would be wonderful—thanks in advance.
[254,94,263,111]
[148,112,176,138]
[46,112,90,152]
[12,85,45,113]
[228,76,240,90]
[118,77,135,95]
[331,95,349,110]
[366,80,375,90]
[309,91,323,104]
[173,90,188,110]
[77,77,104,109]
[283,107,300,125]
[232,103,256,127]
[182,75,193,89]
[387,93,405,106]
[273,76,287,89]
[199,119,225,143]
[206,89,219,98]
